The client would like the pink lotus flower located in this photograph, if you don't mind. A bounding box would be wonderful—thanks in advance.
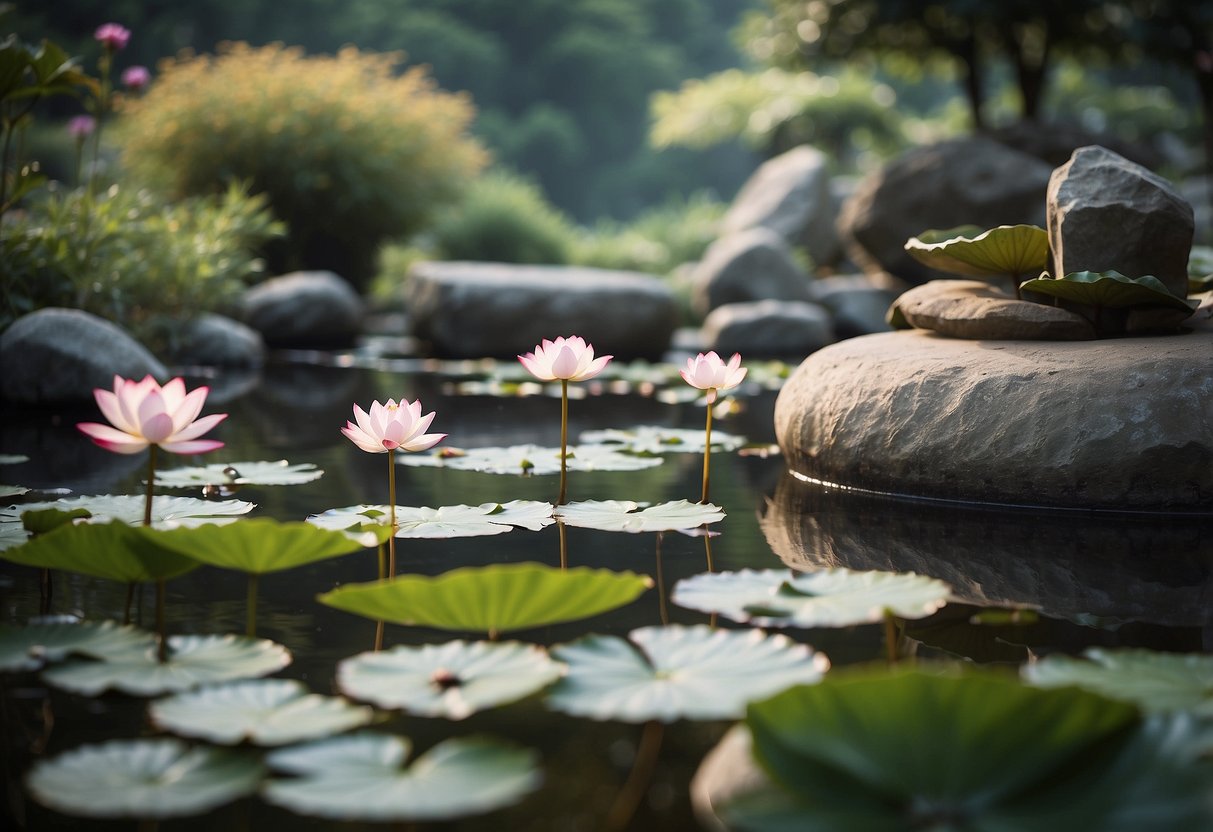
[680,352,747,403]
[78,375,226,455]
[67,115,96,139]
[518,336,612,382]
[121,65,151,90]
[342,399,445,454]
[94,23,131,51]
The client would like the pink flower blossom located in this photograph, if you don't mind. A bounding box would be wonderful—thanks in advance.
[94,23,131,51]
[679,351,747,403]
[121,65,151,90]
[78,375,226,455]
[518,336,612,382]
[341,399,445,454]
[67,115,96,139]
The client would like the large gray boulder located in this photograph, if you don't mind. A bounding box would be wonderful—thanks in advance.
[838,137,1053,284]
[1,308,167,403]
[701,300,834,358]
[406,261,679,359]
[722,145,841,266]
[691,227,812,317]
[169,313,266,368]
[1048,145,1194,299]
[807,273,903,339]
[241,271,364,348]
[774,330,1213,511]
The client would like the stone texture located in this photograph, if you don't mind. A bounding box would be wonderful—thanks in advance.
[774,329,1213,510]
[987,120,1162,171]
[807,272,904,339]
[0,308,167,403]
[721,145,841,266]
[241,271,364,348]
[168,313,266,368]
[838,137,1053,284]
[1048,146,1194,299]
[897,280,1095,341]
[700,300,834,358]
[406,261,678,359]
[691,227,811,317]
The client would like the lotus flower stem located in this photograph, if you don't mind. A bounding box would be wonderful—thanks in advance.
[246,574,258,637]
[703,531,714,573]
[557,520,568,570]
[558,379,569,505]
[123,582,135,625]
[701,400,713,504]
[374,620,384,652]
[883,610,900,665]
[605,720,665,832]
[376,542,386,581]
[143,445,157,527]
[655,533,668,626]
[40,569,52,615]
[387,449,397,577]
[155,578,167,663]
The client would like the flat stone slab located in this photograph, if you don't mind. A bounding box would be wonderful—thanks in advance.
[774,329,1213,510]
[897,280,1095,340]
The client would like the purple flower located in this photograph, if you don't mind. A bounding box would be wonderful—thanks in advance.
[94,23,131,51]
[67,115,97,139]
[121,65,151,90]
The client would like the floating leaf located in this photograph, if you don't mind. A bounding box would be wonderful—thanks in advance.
[42,633,291,696]
[397,444,663,475]
[671,568,950,628]
[151,519,366,575]
[26,738,263,819]
[0,484,27,498]
[0,617,153,672]
[1020,270,1194,312]
[19,506,91,535]
[155,459,324,488]
[263,732,541,821]
[1024,648,1213,716]
[0,454,29,464]
[555,499,725,533]
[338,640,563,720]
[1,521,201,583]
[579,426,747,454]
[151,679,373,745]
[547,625,828,723]
[906,224,1049,277]
[319,563,651,635]
[308,500,554,539]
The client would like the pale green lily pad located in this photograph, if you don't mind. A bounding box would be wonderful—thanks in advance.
[398,443,663,475]
[0,617,154,672]
[151,679,374,745]
[671,568,951,628]
[579,426,747,454]
[0,454,29,464]
[26,738,263,819]
[42,633,291,696]
[0,484,28,498]
[150,519,366,574]
[0,522,28,551]
[338,640,563,720]
[906,224,1049,277]
[319,563,651,635]
[1,521,201,582]
[1020,270,1194,312]
[1024,648,1213,716]
[154,459,324,488]
[308,500,554,539]
[554,499,725,533]
[263,732,541,821]
[547,625,828,722]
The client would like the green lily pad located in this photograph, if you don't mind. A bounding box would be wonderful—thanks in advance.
[554,499,725,533]
[151,519,367,575]
[154,459,324,488]
[1024,648,1213,716]
[308,500,554,539]
[906,224,1049,278]
[19,506,92,535]
[672,568,950,628]
[319,563,651,635]
[42,633,291,696]
[0,617,154,672]
[398,444,663,475]
[262,732,541,821]
[0,484,27,498]
[1020,270,1194,312]
[338,640,563,720]
[579,426,747,454]
[0,454,29,464]
[151,679,374,745]
[26,738,263,819]
[547,625,828,723]
[0,521,201,583]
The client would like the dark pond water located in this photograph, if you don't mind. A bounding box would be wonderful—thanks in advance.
[2,356,1211,830]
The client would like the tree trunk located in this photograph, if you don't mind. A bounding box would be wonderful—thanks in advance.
[956,32,985,131]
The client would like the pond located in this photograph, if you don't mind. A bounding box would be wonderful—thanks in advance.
[2,353,1211,830]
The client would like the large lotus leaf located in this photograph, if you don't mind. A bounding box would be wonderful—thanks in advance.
[1024,648,1213,716]
[42,633,291,696]
[905,224,1049,277]
[0,617,154,672]
[19,506,92,535]
[26,738,263,819]
[150,519,366,575]
[554,499,724,533]
[150,679,373,745]
[547,625,828,723]
[1019,270,1194,311]
[397,443,663,475]
[308,500,554,539]
[318,563,651,635]
[671,568,950,628]
[579,426,747,454]
[0,484,27,498]
[0,494,255,528]
[262,732,541,821]
[0,521,202,582]
[155,459,324,488]
[338,640,563,720]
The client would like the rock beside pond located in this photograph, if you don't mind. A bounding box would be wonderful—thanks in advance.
[896,280,1095,341]
[406,261,678,359]
[691,227,811,317]
[169,313,266,368]
[701,300,834,358]
[1048,145,1194,299]
[807,273,904,338]
[0,308,167,403]
[774,329,1213,510]
[240,271,364,348]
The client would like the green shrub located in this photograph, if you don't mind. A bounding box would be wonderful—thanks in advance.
[0,181,282,353]
[571,191,724,276]
[116,43,487,292]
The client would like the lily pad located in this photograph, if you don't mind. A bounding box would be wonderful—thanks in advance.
[262,732,541,821]
[1020,270,1194,312]
[0,484,28,499]
[151,679,374,745]
[308,500,554,539]
[555,499,725,533]
[671,568,950,628]
[154,459,324,488]
[26,738,263,819]
[579,426,746,454]
[1024,648,1213,716]
[547,625,828,722]
[0,454,29,464]
[338,640,563,720]
[151,519,367,575]
[0,617,154,672]
[0,521,201,583]
[42,633,292,696]
[906,224,1049,278]
[319,563,651,635]
[397,444,663,475]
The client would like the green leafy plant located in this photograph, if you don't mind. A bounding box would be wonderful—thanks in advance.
[905,224,1050,299]
[1020,269,1196,334]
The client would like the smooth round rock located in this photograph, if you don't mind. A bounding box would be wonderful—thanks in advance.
[700,300,833,358]
[897,280,1095,341]
[169,313,266,368]
[241,271,364,348]
[774,329,1213,510]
